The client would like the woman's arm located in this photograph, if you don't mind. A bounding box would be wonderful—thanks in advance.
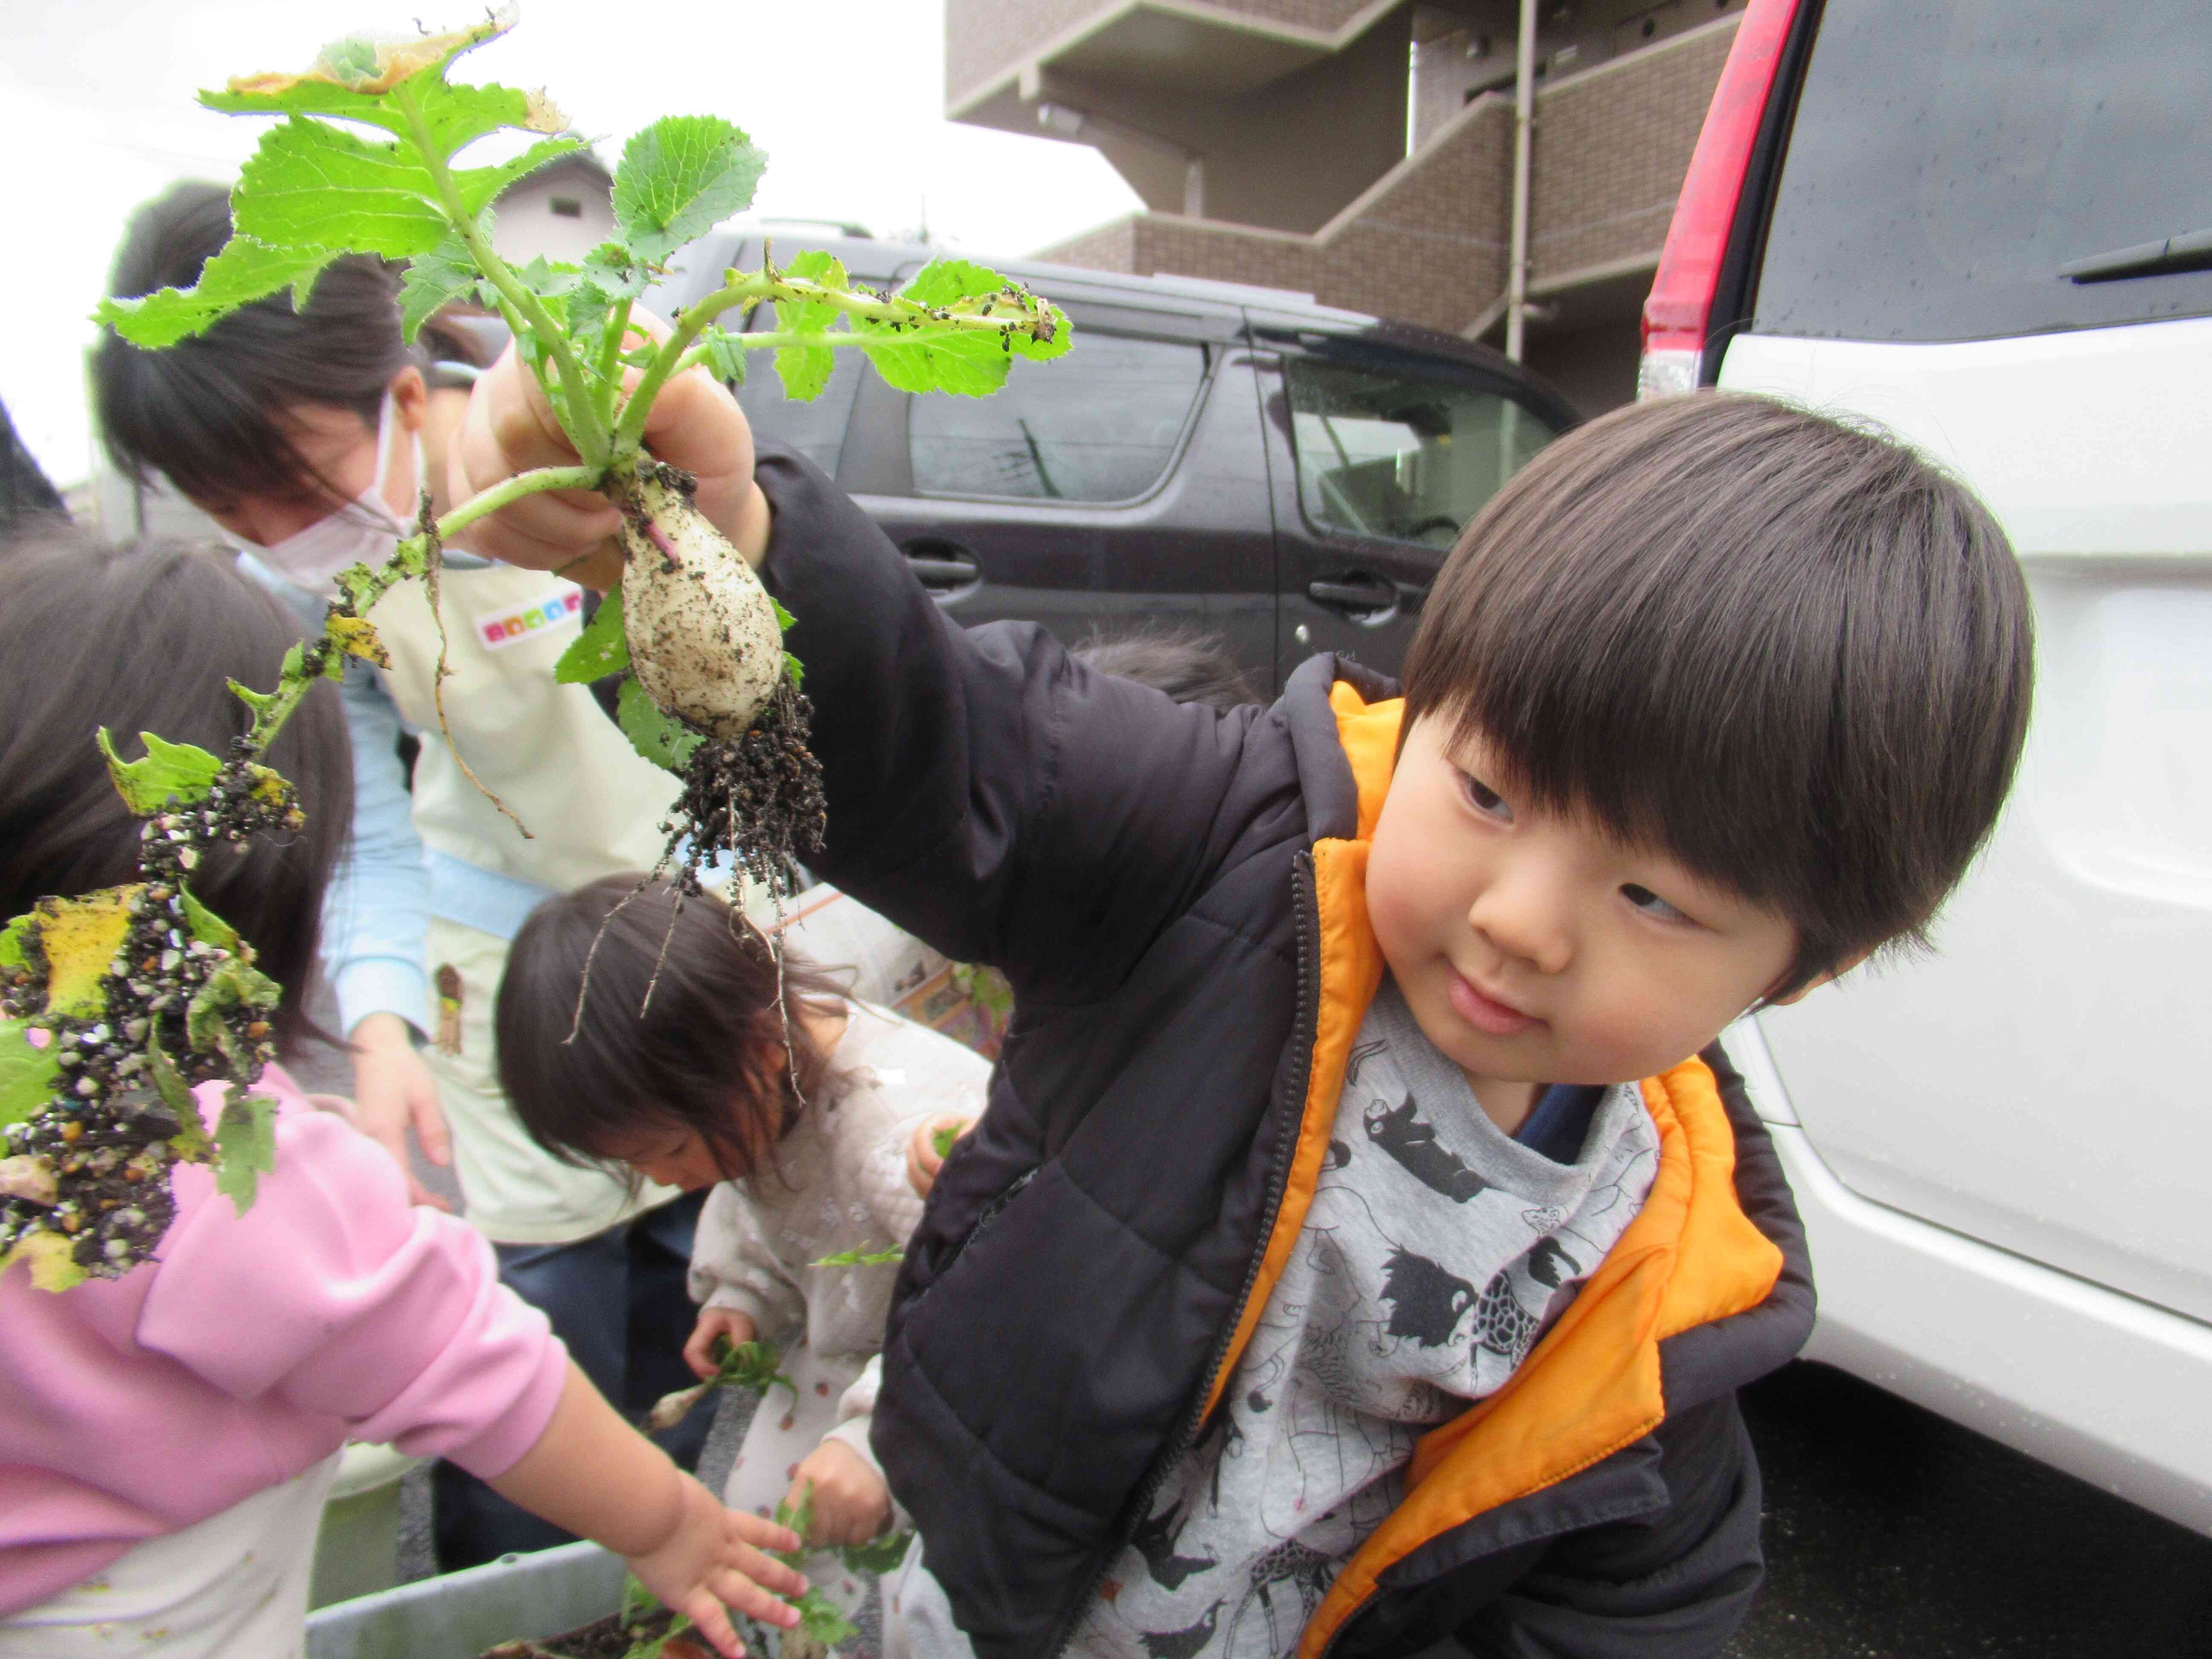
[326,661,451,1206]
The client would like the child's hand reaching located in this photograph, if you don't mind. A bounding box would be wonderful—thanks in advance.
[626,1472,810,1658]
[685,1306,757,1381]
[907,1114,976,1199]
[786,1441,892,1548]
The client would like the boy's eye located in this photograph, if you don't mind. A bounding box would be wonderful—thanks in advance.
[1461,773,1513,821]
[1621,883,1688,923]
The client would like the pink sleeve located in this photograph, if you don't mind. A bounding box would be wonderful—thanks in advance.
[137,1083,569,1479]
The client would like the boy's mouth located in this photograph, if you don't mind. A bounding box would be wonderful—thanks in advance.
[1446,967,1537,1037]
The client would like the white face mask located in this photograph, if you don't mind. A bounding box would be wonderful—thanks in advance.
[222,390,423,600]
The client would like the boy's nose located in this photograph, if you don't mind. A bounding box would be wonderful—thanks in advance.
[1466,868,1573,977]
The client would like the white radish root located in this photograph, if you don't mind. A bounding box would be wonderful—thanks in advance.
[619,462,784,740]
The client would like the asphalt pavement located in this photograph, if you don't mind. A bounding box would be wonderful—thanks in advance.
[1729,1361,2212,1659]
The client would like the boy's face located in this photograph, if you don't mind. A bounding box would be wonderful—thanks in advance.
[1366,714,1809,1127]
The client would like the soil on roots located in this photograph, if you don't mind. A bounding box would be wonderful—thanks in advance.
[661,678,827,899]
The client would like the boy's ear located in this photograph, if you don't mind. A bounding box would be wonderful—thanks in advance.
[1763,948,1874,1008]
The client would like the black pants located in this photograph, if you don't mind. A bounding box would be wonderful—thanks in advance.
[432,1189,717,1569]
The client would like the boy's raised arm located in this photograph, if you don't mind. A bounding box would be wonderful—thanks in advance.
[754,442,1269,995]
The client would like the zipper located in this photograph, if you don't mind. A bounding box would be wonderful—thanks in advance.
[1042,852,1327,1659]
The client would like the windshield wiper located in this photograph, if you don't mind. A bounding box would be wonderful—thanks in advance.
[2061,227,2212,284]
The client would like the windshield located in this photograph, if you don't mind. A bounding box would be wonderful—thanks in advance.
[1753,0,2212,341]
[1286,358,1554,548]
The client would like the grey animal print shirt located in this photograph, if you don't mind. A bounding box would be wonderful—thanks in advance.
[1070,979,1661,1659]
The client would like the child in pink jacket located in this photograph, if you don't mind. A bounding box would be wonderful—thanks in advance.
[0,531,808,1658]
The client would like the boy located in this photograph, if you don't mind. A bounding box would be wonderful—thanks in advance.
[457,371,2032,1658]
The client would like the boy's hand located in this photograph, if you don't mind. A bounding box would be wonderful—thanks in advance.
[624,1472,808,1658]
[448,313,771,590]
[906,1114,976,1199]
[685,1307,757,1381]
[785,1441,892,1548]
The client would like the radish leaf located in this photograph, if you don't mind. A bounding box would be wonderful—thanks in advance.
[616,675,703,771]
[556,588,630,683]
[614,116,766,264]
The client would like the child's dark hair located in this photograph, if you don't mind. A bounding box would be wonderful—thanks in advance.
[93,180,484,511]
[1074,627,1259,712]
[0,524,351,1053]
[1401,390,2033,992]
[496,877,849,1182]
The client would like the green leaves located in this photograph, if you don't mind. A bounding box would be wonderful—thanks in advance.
[212,1091,278,1212]
[840,1528,917,1576]
[399,231,480,341]
[616,675,703,772]
[97,730,222,814]
[614,116,765,264]
[771,249,847,402]
[97,9,575,357]
[186,958,281,1069]
[814,1244,904,1267]
[554,586,631,683]
[853,259,1071,398]
[235,116,450,258]
[98,236,336,350]
[709,1333,798,1403]
[0,1022,60,1132]
[768,1484,861,1646]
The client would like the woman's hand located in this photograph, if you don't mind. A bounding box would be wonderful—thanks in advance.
[684,1306,758,1382]
[625,1473,809,1658]
[349,1012,452,1211]
[784,1440,892,1549]
[448,314,771,589]
[905,1114,975,1200]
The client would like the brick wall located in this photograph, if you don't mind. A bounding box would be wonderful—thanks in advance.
[1035,20,1732,333]
[1039,96,1513,334]
[1528,21,1733,282]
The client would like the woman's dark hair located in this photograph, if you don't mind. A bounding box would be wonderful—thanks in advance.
[0,524,351,1053]
[93,180,482,512]
[1400,390,2034,992]
[496,877,849,1184]
[1074,626,1259,712]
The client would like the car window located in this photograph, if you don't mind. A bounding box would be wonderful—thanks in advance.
[1754,1,2212,342]
[1284,358,1552,549]
[733,313,867,479]
[909,334,1207,502]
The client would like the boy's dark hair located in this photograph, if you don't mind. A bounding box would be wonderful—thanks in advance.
[496,877,849,1185]
[93,180,483,512]
[1401,390,2033,991]
[0,524,351,1054]
[1074,627,1259,712]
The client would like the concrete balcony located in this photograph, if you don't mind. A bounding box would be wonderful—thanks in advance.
[1035,17,1734,338]
[949,1,1398,124]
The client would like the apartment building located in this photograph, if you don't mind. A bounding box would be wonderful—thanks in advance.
[949,0,1744,414]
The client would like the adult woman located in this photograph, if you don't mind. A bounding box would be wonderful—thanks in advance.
[93,181,715,1568]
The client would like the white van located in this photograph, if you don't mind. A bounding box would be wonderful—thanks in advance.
[1641,0,2212,1533]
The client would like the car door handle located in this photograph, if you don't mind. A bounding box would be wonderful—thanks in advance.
[904,544,982,595]
[1307,573,1399,616]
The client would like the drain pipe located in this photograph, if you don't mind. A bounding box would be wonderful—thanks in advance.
[1505,0,1537,361]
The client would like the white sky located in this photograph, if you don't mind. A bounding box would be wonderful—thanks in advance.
[0,0,1141,488]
